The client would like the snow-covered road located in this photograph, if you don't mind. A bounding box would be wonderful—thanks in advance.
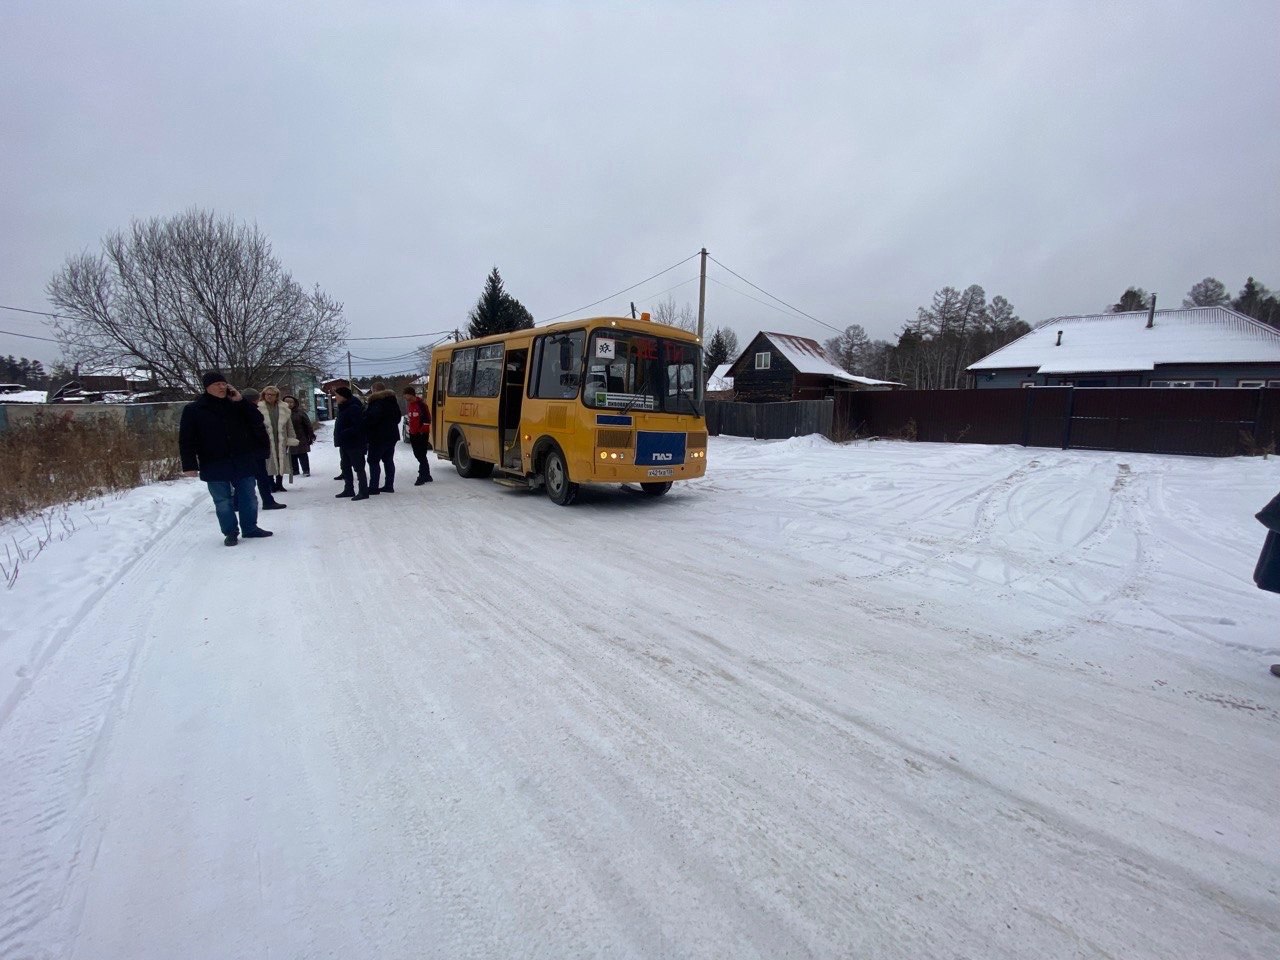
[2,434,1279,959]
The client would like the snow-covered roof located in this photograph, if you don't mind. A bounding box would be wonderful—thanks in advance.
[0,390,47,404]
[740,332,901,386]
[968,306,1280,373]
[707,364,734,392]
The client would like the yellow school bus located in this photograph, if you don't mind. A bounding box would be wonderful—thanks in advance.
[429,315,708,504]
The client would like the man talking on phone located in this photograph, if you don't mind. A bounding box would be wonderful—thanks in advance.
[179,370,276,546]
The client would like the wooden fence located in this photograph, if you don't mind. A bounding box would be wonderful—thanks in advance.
[705,400,833,440]
[709,388,1280,458]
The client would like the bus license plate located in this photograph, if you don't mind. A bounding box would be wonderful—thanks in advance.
[647,468,673,478]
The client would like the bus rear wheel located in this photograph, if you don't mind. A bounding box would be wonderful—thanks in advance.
[454,436,493,479]
[640,481,672,497]
[544,449,578,505]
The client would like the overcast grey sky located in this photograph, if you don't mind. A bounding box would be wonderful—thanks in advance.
[2,0,1277,373]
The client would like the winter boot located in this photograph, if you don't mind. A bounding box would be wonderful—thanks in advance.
[335,489,355,498]
[224,533,238,546]
[351,492,370,501]
[242,528,274,538]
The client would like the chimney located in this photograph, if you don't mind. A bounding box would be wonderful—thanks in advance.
[1055,330,1063,346]
[1146,292,1157,329]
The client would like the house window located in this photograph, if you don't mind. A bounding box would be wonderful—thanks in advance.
[754,352,771,370]
[1238,379,1265,388]
[1149,380,1216,388]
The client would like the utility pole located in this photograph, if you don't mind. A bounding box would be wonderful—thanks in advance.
[696,247,708,342]
[347,350,352,385]
[630,301,637,319]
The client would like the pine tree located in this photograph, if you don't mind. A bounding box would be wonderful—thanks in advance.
[704,329,730,375]
[467,267,535,338]
[1233,277,1280,327]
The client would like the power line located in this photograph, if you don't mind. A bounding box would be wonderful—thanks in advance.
[0,304,58,321]
[707,256,844,335]
[344,329,454,342]
[0,327,60,343]
[705,276,813,325]
[348,350,422,362]
[537,251,702,325]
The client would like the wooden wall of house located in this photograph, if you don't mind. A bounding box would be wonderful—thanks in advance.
[731,335,795,402]
[793,374,838,400]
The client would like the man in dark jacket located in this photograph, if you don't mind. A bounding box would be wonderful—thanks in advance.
[179,371,275,546]
[1253,490,1280,677]
[363,380,401,494]
[332,386,369,501]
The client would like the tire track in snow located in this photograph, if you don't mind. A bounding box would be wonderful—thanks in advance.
[0,492,204,732]
[0,502,198,959]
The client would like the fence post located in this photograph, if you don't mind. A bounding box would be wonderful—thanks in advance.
[1061,387,1075,450]
[1021,388,1033,447]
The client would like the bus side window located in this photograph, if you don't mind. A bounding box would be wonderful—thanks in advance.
[449,347,476,396]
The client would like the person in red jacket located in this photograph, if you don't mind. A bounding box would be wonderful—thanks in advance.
[402,385,433,485]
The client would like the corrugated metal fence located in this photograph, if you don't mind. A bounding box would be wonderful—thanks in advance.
[710,388,1280,457]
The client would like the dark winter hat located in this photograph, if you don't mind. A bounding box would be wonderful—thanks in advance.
[334,386,354,399]
[202,370,228,388]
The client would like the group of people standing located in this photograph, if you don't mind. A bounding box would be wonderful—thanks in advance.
[331,381,433,500]
[180,370,432,545]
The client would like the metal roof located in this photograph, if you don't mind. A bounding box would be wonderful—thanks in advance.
[968,306,1280,373]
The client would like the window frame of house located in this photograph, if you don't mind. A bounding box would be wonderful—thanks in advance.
[1238,379,1265,388]
[1149,379,1217,388]
[754,351,771,370]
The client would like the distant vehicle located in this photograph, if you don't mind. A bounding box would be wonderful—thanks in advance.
[430,314,708,504]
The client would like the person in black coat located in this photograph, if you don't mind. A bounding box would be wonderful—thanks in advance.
[363,380,402,494]
[332,386,369,501]
[179,371,275,546]
[1253,490,1280,677]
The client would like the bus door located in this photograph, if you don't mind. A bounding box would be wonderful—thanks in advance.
[499,348,527,471]
[432,359,448,452]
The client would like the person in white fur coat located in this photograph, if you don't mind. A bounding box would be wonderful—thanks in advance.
[258,385,298,491]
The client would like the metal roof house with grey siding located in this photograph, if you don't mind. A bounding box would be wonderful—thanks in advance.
[967,306,1280,388]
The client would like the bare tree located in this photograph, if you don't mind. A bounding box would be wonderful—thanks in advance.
[823,324,873,375]
[1183,277,1231,308]
[650,295,696,332]
[48,209,346,392]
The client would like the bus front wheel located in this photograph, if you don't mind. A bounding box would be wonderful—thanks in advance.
[640,481,672,497]
[544,449,578,506]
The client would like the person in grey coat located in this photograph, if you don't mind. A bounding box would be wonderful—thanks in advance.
[1253,490,1280,677]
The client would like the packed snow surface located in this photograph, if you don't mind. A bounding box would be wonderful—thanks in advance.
[2,433,1279,959]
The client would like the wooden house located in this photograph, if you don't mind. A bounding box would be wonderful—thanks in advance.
[726,332,899,402]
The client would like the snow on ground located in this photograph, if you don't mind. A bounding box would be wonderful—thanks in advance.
[1,433,1278,959]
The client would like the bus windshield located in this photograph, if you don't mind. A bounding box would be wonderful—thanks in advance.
[584,330,703,415]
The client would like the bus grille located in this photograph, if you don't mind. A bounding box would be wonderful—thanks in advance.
[688,431,708,449]
[596,428,633,449]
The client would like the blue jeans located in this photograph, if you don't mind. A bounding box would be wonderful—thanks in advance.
[206,475,259,536]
